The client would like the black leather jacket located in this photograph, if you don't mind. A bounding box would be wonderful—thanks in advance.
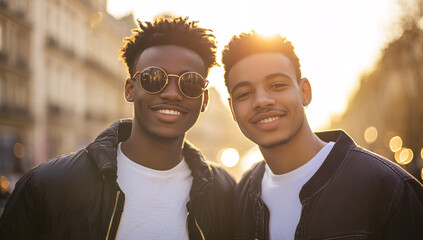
[0,120,235,240]
[234,130,423,240]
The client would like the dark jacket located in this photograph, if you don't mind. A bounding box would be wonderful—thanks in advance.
[0,120,235,240]
[234,130,423,240]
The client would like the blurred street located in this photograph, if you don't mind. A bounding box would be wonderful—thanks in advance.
[0,0,422,210]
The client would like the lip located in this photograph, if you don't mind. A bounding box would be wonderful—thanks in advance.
[150,103,189,123]
[249,110,287,131]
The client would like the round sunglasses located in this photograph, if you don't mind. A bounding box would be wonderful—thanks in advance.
[132,66,209,99]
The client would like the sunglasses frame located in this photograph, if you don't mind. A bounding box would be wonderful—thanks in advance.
[132,66,209,99]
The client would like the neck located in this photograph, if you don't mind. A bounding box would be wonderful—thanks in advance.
[260,120,326,174]
[121,122,185,170]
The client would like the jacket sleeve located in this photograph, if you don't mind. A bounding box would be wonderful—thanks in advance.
[0,169,42,239]
[385,179,423,239]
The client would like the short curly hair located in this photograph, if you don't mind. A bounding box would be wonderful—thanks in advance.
[222,31,302,89]
[120,17,217,77]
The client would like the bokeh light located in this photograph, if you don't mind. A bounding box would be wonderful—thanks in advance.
[0,176,10,192]
[389,136,403,152]
[90,11,103,28]
[421,148,423,159]
[394,148,413,165]
[364,126,378,144]
[241,146,264,171]
[383,131,396,148]
[13,142,26,158]
[421,168,423,181]
[220,148,239,168]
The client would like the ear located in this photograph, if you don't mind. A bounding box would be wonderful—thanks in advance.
[201,89,209,112]
[228,98,237,122]
[299,77,312,107]
[124,78,135,102]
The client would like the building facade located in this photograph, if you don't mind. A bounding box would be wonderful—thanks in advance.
[0,0,135,188]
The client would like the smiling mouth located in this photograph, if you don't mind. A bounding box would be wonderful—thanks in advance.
[258,116,281,124]
[156,109,181,115]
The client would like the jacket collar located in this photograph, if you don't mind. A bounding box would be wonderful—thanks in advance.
[246,130,356,201]
[86,119,213,191]
[183,142,213,200]
[299,130,355,200]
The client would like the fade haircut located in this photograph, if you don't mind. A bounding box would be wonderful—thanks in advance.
[120,17,217,77]
[222,31,302,89]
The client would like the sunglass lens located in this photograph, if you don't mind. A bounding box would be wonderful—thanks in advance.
[140,68,167,93]
[180,73,206,98]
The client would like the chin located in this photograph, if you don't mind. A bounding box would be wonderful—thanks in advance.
[151,132,184,141]
[144,126,186,141]
[255,136,291,149]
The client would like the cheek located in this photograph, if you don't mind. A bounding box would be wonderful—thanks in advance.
[232,102,249,121]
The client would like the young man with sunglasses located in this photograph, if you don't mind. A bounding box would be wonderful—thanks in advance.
[222,32,423,240]
[0,17,235,239]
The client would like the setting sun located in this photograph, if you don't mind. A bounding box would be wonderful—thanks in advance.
[107,0,398,130]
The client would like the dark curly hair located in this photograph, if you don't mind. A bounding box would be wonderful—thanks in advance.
[222,31,302,89]
[120,17,217,77]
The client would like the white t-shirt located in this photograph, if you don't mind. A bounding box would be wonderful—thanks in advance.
[115,143,193,240]
[261,142,335,240]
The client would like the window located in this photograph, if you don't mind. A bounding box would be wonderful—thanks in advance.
[0,74,5,107]
[0,20,4,53]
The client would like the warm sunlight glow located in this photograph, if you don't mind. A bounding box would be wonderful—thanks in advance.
[383,131,396,148]
[364,126,378,144]
[90,11,103,28]
[394,148,413,165]
[389,136,403,152]
[13,142,26,158]
[107,0,399,130]
[0,176,9,191]
[241,146,263,171]
[220,148,240,168]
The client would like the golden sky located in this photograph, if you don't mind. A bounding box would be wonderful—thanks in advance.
[107,0,400,130]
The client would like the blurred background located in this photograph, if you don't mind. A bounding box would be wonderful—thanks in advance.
[1,0,423,213]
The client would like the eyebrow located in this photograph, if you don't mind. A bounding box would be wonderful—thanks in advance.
[230,72,294,95]
[230,81,251,96]
[264,72,293,81]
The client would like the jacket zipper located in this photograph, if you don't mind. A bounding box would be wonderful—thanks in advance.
[186,212,206,240]
[105,190,121,240]
[195,216,205,240]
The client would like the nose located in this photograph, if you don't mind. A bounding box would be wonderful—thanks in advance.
[252,88,275,110]
[159,76,183,102]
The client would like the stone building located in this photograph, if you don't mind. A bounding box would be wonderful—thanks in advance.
[0,0,135,187]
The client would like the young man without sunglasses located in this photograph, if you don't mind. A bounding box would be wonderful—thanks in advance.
[222,32,423,240]
[0,17,235,240]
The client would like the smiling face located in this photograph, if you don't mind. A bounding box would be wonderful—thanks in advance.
[125,45,208,140]
[227,53,311,148]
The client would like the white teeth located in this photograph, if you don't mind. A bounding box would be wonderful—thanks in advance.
[259,116,280,124]
[157,109,181,115]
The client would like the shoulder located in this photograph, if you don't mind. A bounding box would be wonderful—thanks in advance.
[334,145,423,203]
[35,148,95,180]
[24,148,101,197]
[347,146,418,183]
[236,161,265,189]
[208,163,236,192]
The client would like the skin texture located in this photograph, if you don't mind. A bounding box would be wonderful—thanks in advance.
[122,45,209,170]
[227,53,325,174]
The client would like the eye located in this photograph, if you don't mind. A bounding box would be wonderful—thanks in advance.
[234,91,252,101]
[270,82,287,90]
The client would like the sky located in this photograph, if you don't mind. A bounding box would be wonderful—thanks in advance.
[107,0,401,130]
